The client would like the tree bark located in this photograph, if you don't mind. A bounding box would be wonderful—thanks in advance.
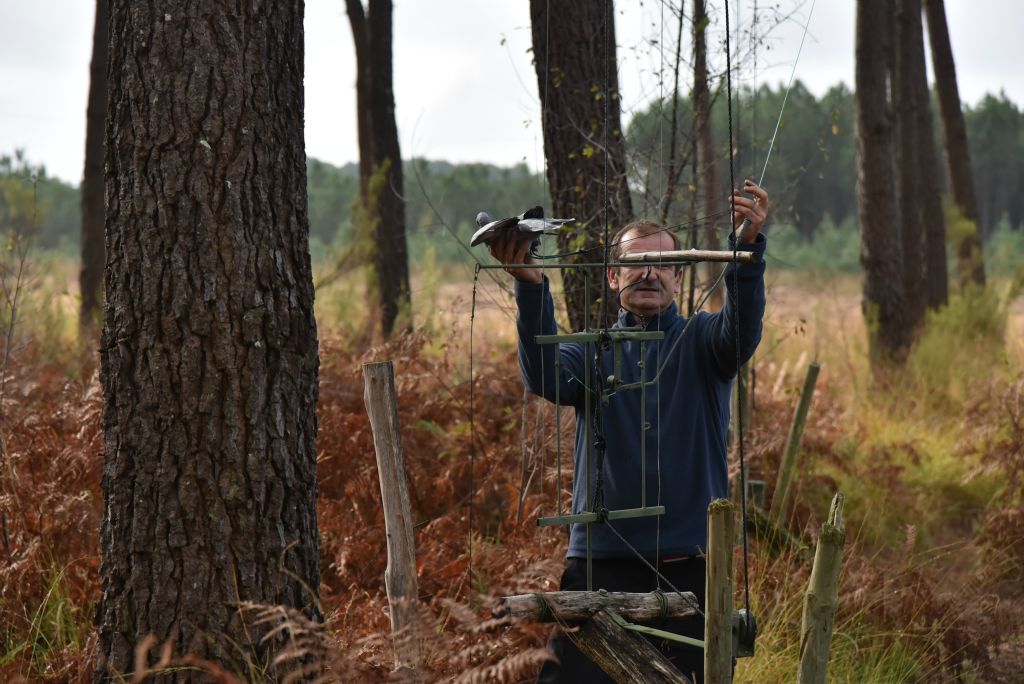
[913,78,949,310]
[704,499,734,684]
[496,590,700,623]
[97,3,320,680]
[658,6,689,227]
[346,0,373,203]
[923,0,986,288]
[346,0,411,338]
[79,0,107,332]
[693,0,724,311]
[856,0,912,364]
[893,0,948,313]
[576,610,692,684]
[530,0,633,331]
[362,362,422,674]
[891,0,929,328]
[797,494,846,684]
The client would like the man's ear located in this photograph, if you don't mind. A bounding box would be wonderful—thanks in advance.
[672,267,683,294]
[607,266,620,292]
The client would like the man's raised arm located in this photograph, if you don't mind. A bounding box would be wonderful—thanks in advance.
[489,230,583,406]
[704,180,770,378]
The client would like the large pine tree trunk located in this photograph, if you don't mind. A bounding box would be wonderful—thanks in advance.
[346,0,410,339]
[97,3,320,679]
[530,0,633,331]
[923,0,986,288]
[79,0,107,332]
[693,0,723,310]
[856,0,912,364]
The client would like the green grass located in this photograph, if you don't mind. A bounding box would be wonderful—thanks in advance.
[2,563,94,678]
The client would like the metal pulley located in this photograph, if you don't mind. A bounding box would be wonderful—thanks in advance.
[733,608,758,658]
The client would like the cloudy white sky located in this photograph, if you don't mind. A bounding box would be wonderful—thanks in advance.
[1,1,1020,185]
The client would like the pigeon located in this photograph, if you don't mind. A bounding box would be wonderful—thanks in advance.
[470,206,575,247]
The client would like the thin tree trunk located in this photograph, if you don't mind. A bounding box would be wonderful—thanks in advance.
[346,0,410,338]
[905,0,948,310]
[80,0,107,332]
[923,0,985,288]
[530,0,633,331]
[368,0,410,336]
[892,0,928,329]
[856,0,911,364]
[693,0,724,310]
[346,0,373,203]
[97,3,320,679]
[658,5,688,226]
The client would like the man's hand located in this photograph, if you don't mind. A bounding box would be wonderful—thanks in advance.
[487,229,543,284]
[730,179,769,244]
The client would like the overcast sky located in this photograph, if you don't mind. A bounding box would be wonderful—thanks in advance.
[1,1,1020,186]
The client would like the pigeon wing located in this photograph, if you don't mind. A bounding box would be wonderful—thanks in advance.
[517,217,576,235]
[470,215,519,246]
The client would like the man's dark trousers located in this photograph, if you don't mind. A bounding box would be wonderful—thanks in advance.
[536,556,706,684]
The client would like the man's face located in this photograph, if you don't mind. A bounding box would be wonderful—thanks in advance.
[607,229,682,317]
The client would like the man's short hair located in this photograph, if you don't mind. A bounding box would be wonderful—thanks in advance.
[609,220,681,261]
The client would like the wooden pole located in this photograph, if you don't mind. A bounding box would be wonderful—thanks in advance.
[362,361,422,679]
[618,248,760,265]
[705,498,735,684]
[797,493,846,684]
[574,609,692,684]
[495,590,700,623]
[770,361,820,525]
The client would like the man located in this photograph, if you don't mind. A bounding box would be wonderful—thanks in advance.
[489,180,769,683]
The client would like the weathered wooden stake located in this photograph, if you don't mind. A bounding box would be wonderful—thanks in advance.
[770,361,821,525]
[362,361,422,679]
[705,499,735,684]
[575,610,692,684]
[797,493,846,684]
[495,590,700,623]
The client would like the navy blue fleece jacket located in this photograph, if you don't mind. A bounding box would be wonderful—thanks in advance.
[515,234,767,559]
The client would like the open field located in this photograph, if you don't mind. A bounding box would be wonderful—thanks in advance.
[2,259,1023,681]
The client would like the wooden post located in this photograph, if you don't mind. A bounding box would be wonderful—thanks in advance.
[575,610,692,684]
[797,493,846,684]
[770,361,820,525]
[495,590,700,623]
[705,499,735,684]
[362,361,422,679]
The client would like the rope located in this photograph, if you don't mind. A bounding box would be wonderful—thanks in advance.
[589,0,614,554]
[600,0,611,328]
[603,518,705,619]
[653,587,670,620]
[723,0,753,628]
[467,264,480,596]
[755,0,817,186]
